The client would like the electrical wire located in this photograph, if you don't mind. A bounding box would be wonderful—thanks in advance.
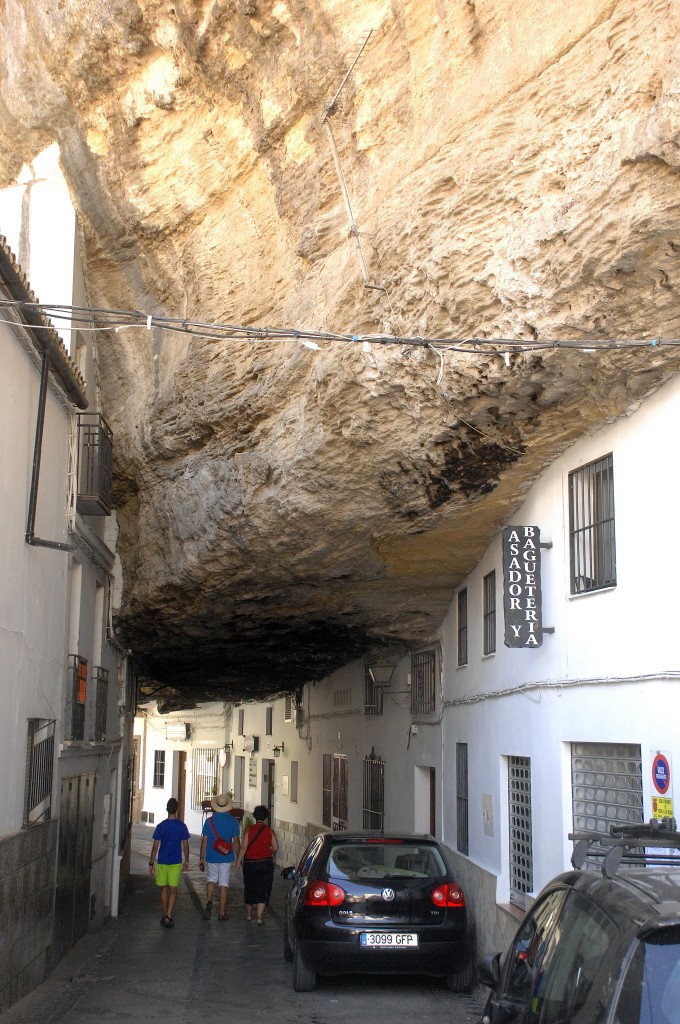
[0,297,675,353]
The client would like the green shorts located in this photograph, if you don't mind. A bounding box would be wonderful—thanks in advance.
[156,862,182,887]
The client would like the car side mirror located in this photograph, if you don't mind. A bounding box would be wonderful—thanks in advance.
[477,952,502,988]
[281,866,297,880]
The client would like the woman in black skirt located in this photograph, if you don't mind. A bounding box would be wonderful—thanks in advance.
[236,805,278,924]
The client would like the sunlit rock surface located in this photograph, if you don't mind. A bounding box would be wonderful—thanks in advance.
[2,0,680,704]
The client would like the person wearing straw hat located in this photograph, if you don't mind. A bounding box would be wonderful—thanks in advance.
[199,793,241,920]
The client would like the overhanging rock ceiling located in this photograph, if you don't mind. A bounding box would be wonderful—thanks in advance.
[2,0,680,707]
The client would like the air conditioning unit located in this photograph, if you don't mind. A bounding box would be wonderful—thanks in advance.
[243,735,259,753]
[166,722,188,740]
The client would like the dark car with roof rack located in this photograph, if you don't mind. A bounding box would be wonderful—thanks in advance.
[477,818,680,1024]
[280,830,475,992]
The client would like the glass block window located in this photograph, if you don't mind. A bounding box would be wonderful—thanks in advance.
[571,742,643,835]
[509,755,533,908]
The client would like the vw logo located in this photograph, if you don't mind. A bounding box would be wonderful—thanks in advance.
[381,888,396,902]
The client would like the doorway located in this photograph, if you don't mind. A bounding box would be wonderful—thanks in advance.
[261,759,275,819]
[53,773,95,962]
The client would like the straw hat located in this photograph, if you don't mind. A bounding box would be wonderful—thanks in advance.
[210,793,234,812]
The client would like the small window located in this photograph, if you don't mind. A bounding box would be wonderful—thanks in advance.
[483,571,496,655]
[569,453,616,593]
[237,708,244,735]
[284,694,293,722]
[290,760,298,803]
[153,750,165,788]
[265,706,273,735]
[363,749,385,830]
[457,589,468,666]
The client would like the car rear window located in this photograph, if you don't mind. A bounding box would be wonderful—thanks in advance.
[325,843,447,881]
[613,925,680,1024]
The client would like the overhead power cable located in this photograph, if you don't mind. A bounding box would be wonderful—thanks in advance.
[0,298,675,354]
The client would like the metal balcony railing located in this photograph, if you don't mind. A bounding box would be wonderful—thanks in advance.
[77,413,113,516]
[68,654,88,741]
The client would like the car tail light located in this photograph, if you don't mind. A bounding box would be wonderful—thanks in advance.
[431,883,466,908]
[304,882,346,907]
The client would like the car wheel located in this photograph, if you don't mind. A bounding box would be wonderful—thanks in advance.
[283,917,294,962]
[293,946,316,992]
[446,959,475,994]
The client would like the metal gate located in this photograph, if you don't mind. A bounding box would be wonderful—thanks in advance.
[53,773,95,962]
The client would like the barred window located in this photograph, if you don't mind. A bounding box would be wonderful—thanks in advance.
[411,649,436,714]
[192,748,220,809]
[237,708,244,735]
[153,750,165,788]
[457,589,468,667]
[363,749,385,830]
[456,743,469,855]
[363,666,384,716]
[93,666,108,742]
[569,454,616,594]
[483,571,496,655]
[24,719,55,826]
[290,760,299,803]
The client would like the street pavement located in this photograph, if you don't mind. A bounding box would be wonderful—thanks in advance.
[2,826,486,1024]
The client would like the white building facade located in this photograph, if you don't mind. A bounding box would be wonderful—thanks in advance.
[0,148,136,1011]
[198,367,680,962]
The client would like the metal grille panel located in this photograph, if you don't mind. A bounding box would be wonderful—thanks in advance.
[24,719,55,825]
[571,742,643,834]
[509,756,533,906]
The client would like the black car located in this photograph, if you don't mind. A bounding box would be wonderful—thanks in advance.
[478,823,680,1024]
[281,831,475,992]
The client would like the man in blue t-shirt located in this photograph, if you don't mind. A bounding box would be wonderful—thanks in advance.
[149,798,190,927]
[199,793,241,920]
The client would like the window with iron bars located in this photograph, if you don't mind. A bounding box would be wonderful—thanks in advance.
[93,666,108,742]
[457,589,468,667]
[265,706,273,735]
[153,750,165,788]
[569,453,616,594]
[363,666,384,716]
[24,719,56,826]
[363,749,385,830]
[68,654,88,741]
[508,755,533,908]
[483,571,496,655]
[410,649,436,714]
[456,743,469,855]
[192,748,220,809]
[237,708,245,735]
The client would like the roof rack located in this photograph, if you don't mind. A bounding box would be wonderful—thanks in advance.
[569,818,680,878]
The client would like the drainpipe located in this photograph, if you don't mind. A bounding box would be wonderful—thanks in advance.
[25,350,75,552]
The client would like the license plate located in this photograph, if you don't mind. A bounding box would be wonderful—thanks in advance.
[360,932,419,948]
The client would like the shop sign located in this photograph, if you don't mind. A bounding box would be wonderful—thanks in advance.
[502,525,543,648]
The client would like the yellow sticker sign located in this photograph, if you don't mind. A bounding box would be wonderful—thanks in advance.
[652,796,673,819]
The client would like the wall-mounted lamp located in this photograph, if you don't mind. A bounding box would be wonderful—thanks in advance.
[368,664,395,687]
[273,742,285,758]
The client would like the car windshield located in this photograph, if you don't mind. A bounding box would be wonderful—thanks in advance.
[613,925,680,1024]
[326,842,446,881]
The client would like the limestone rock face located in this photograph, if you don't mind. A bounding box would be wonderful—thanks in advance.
[2,0,680,704]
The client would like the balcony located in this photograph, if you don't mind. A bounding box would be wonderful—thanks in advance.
[77,413,113,516]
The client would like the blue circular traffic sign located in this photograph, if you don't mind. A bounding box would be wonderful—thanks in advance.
[652,753,671,795]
